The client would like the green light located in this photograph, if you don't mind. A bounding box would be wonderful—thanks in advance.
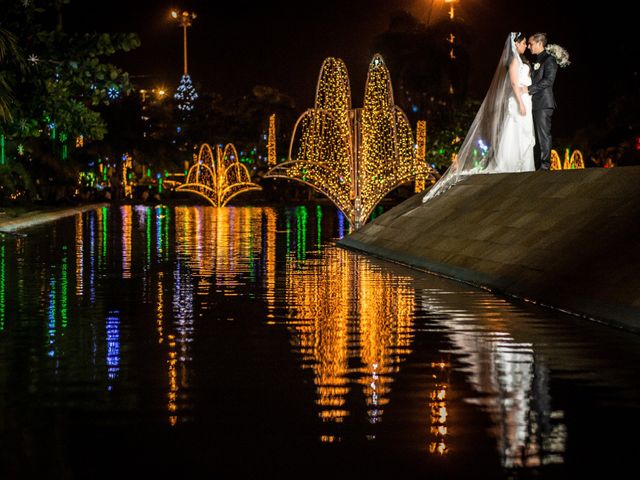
[147,168,151,177]
[285,210,291,256]
[1,134,5,165]
[0,244,6,330]
[296,205,308,260]
[146,207,152,266]
[163,207,169,260]
[61,246,68,328]
[155,207,163,260]
[158,177,163,193]
[48,277,57,353]
[102,207,108,264]
[316,205,323,253]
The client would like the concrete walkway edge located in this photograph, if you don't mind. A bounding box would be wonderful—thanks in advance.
[339,235,640,335]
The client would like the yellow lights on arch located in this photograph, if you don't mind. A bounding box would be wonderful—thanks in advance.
[415,120,428,193]
[268,114,277,168]
[176,143,262,207]
[265,55,438,229]
[550,149,585,170]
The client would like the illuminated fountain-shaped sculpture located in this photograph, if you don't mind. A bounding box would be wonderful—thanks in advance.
[177,143,261,207]
[265,55,438,229]
[550,148,584,170]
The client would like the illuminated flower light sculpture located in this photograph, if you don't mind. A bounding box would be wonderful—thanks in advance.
[177,143,262,207]
[265,55,438,229]
[550,148,584,170]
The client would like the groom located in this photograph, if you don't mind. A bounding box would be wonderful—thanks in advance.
[526,33,558,170]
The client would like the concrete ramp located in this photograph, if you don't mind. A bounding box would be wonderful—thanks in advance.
[338,167,640,333]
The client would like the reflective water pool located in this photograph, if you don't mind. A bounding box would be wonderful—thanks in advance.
[1,205,638,478]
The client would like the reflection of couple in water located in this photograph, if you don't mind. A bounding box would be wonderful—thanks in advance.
[424,32,569,202]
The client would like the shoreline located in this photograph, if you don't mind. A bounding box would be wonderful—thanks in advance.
[0,203,110,233]
[338,167,640,334]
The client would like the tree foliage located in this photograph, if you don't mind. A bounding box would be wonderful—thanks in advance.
[0,0,140,141]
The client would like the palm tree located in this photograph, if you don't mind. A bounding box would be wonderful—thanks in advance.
[0,27,23,123]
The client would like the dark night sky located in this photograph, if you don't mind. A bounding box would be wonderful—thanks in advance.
[64,0,637,139]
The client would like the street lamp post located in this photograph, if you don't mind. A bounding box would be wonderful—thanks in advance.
[171,10,196,76]
[171,10,198,113]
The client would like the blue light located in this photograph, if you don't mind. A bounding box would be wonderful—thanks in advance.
[106,310,120,381]
[107,86,120,100]
[337,210,345,239]
[477,139,489,155]
[412,104,419,113]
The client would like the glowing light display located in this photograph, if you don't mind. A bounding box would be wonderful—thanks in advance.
[415,120,428,192]
[562,149,585,169]
[175,74,198,112]
[428,361,450,455]
[268,114,277,168]
[550,148,584,170]
[0,245,5,330]
[177,143,262,207]
[265,55,438,229]
[106,310,120,382]
[75,215,83,296]
[281,248,415,427]
[122,153,133,198]
[121,205,132,278]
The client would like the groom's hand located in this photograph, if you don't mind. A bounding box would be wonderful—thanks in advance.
[522,86,529,94]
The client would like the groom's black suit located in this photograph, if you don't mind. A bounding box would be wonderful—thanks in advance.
[529,51,558,170]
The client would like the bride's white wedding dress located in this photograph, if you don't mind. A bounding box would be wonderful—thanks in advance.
[423,33,537,203]
[492,62,535,172]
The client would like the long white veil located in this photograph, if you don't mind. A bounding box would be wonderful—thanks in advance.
[423,33,522,202]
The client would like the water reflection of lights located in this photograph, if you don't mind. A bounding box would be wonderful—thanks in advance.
[174,206,277,296]
[157,271,165,344]
[283,247,415,430]
[75,214,83,296]
[121,205,132,278]
[428,361,450,455]
[163,206,278,424]
[47,277,56,356]
[101,207,108,266]
[60,246,68,328]
[0,244,5,330]
[88,212,96,304]
[106,310,120,385]
[337,210,345,239]
[419,291,567,467]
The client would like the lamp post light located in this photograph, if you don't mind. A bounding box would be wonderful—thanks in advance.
[171,10,197,76]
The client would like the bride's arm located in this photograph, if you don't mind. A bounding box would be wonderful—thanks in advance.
[508,58,526,116]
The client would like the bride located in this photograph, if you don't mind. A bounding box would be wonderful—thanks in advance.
[423,32,535,202]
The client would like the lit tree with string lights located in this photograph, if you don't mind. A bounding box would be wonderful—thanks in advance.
[266,55,439,229]
[171,9,198,113]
